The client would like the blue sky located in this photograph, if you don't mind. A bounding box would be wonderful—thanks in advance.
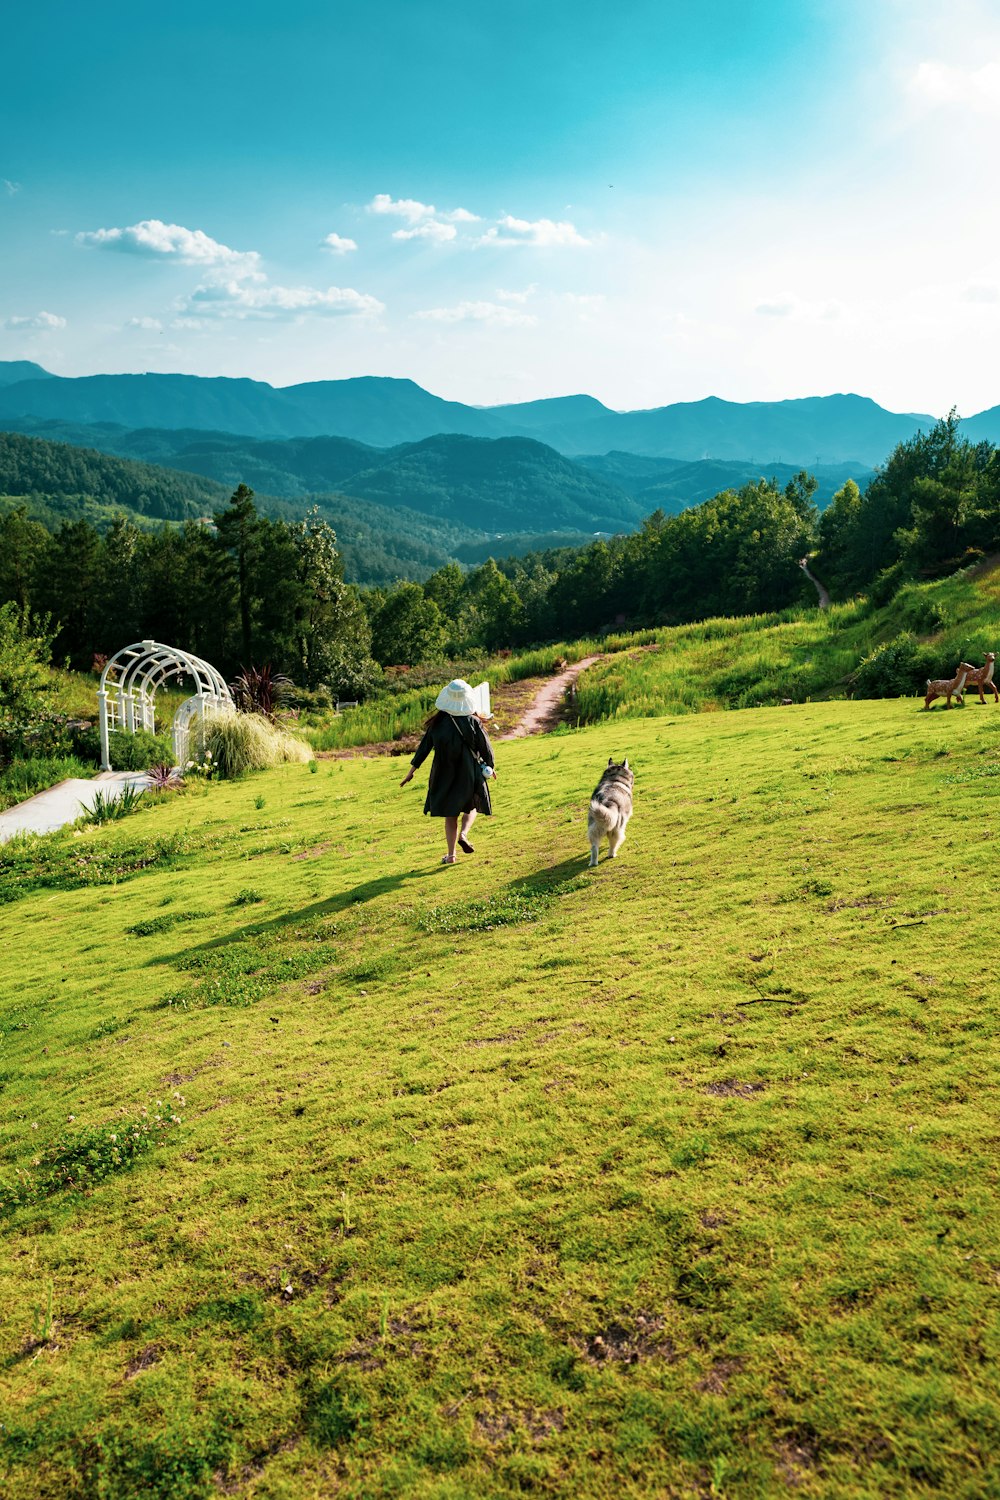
[3,0,999,414]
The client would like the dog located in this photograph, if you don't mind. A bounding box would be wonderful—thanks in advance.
[588,757,634,867]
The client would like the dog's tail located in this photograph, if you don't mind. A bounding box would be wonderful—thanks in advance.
[588,798,619,833]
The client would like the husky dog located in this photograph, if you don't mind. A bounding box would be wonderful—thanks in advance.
[588,757,634,867]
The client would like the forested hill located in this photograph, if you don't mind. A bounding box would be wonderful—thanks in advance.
[0,362,967,464]
[0,431,229,523]
[1,424,640,536]
[338,435,641,531]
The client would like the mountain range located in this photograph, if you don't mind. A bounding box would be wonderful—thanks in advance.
[1,361,989,465]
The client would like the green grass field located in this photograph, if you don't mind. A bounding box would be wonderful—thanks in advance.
[2,696,999,1498]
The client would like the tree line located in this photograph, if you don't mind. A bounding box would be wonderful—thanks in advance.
[3,415,998,690]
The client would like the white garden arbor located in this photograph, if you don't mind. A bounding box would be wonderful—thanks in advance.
[98,640,234,771]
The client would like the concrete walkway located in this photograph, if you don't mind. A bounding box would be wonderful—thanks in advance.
[0,772,150,844]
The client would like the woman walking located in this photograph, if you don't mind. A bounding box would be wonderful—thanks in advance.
[400,679,496,864]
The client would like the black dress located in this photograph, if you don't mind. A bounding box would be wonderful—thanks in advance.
[410,714,495,818]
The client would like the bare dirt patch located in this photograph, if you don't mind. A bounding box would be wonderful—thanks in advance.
[695,1355,745,1394]
[702,1079,768,1098]
[125,1342,162,1378]
[582,1313,674,1366]
[469,1029,525,1047]
[774,1434,822,1487]
[474,1388,566,1446]
[291,843,332,861]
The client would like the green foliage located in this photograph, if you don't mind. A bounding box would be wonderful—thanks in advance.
[1,1112,180,1215]
[106,728,173,771]
[0,602,55,761]
[369,581,447,666]
[0,753,91,811]
[79,783,146,825]
[852,633,939,699]
[817,413,1000,597]
[0,430,226,524]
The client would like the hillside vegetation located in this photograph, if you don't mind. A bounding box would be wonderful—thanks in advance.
[1,698,997,1498]
[0,431,227,524]
[571,561,1000,721]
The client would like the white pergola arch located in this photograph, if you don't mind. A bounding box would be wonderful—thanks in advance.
[98,640,234,770]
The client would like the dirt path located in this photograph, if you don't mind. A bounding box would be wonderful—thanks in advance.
[498,655,603,740]
[798,557,830,610]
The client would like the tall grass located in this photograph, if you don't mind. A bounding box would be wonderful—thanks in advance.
[203,713,313,778]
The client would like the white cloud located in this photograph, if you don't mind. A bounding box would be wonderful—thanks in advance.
[369,195,479,236]
[392,220,456,243]
[563,292,606,313]
[322,232,358,254]
[368,194,435,222]
[179,279,384,320]
[755,298,796,318]
[126,315,163,331]
[3,179,20,196]
[496,284,538,303]
[910,57,1000,116]
[5,310,66,330]
[476,215,590,248]
[964,282,1000,303]
[415,300,537,328]
[76,218,261,273]
[754,294,842,322]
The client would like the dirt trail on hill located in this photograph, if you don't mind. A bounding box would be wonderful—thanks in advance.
[798,557,830,609]
[498,655,603,740]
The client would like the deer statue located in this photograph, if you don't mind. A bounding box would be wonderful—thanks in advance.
[956,652,998,704]
[924,665,969,710]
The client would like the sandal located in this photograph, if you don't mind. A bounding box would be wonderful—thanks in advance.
[458,836,475,854]
[441,854,457,864]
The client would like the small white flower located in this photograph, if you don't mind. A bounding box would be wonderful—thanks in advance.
[109,1133,117,1141]
[67,1115,75,1123]
[31,1122,38,1131]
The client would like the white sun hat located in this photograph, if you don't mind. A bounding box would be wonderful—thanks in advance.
[435,678,478,715]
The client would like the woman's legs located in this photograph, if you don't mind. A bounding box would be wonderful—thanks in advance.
[458,808,477,853]
[443,816,460,862]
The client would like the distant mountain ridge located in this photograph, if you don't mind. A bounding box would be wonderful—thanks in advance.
[0,361,973,465]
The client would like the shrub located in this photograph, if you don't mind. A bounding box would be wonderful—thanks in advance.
[852,633,939,699]
[230,663,294,723]
[0,755,91,812]
[0,604,55,763]
[79,784,145,826]
[201,712,313,779]
[106,729,173,771]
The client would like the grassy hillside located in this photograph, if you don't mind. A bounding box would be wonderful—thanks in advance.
[2,698,998,1498]
[572,563,1000,721]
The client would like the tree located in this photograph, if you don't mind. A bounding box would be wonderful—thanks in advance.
[213,484,262,665]
[0,506,48,612]
[0,604,55,762]
[371,583,447,666]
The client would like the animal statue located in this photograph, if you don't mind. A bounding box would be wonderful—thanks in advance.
[956,652,998,704]
[924,666,968,710]
[587,756,634,867]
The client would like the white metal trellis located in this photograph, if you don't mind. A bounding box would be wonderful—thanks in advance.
[98,640,234,770]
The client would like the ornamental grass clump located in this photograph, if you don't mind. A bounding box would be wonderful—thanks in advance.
[202,712,312,779]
